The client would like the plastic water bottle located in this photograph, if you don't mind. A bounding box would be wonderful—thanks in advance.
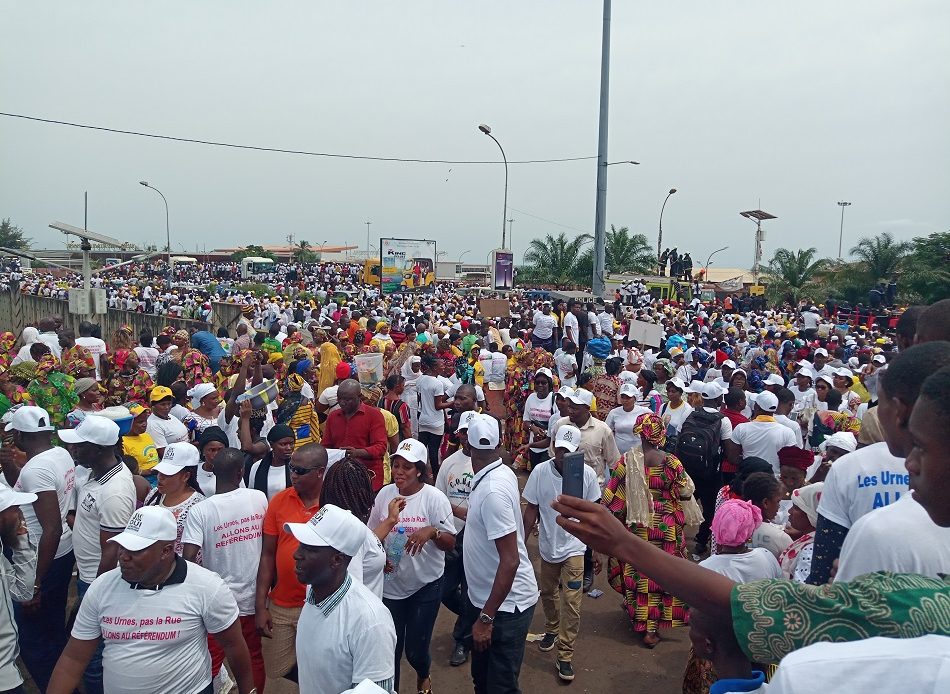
[385,527,408,580]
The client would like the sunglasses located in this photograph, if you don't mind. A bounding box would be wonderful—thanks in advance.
[289,463,319,476]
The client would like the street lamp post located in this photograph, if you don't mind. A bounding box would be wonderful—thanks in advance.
[458,249,471,263]
[657,188,677,274]
[591,0,612,299]
[365,221,372,255]
[478,124,509,249]
[837,201,852,260]
[139,181,170,258]
[703,246,729,276]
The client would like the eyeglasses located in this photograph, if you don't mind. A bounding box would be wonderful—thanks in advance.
[289,463,319,476]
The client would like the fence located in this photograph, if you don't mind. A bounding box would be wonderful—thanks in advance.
[0,290,245,342]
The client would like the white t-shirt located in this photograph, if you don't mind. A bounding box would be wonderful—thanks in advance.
[71,560,239,694]
[75,336,107,379]
[563,312,579,345]
[817,442,907,529]
[532,312,557,340]
[661,401,694,435]
[15,447,75,559]
[801,311,820,330]
[749,521,792,560]
[766,635,950,693]
[170,404,190,422]
[347,527,387,599]
[133,346,160,378]
[415,374,446,435]
[730,419,797,475]
[181,488,268,615]
[834,494,950,582]
[146,414,188,449]
[555,352,578,387]
[774,413,805,448]
[463,461,539,612]
[699,548,782,583]
[73,463,137,583]
[369,484,455,600]
[522,460,600,563]
[247,461,289,501]
[523,393,555,452]
[435,450,473,534]
[605,405,652,454]
[296,577,396,694]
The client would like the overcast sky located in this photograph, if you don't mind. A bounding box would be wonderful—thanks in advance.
[2,1,948,271]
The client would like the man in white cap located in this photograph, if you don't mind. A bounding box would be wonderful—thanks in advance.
[463,413,538,694]
[0,485,39,693]
[58,414,136,694]
[522,425,599,682]
[288,504,396,694]
[182,448,269,693]
[6,406,75,692]
[730,391,797,476]
[550,388,619,491]
[47,506,255,694]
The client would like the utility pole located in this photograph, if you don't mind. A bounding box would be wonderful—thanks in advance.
[507,218,514,255]
[365,221,372,255]
[591,0,611,299]
[837,201,852,261]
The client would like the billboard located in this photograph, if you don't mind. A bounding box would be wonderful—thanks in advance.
[379,238,437,294]
[491,249,514,290]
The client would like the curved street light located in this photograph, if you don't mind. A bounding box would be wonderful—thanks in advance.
[458,249,471,263]
[703,246,729,277]
[478,124,509,249]
[139,181,170,258]
[657,188,677,274]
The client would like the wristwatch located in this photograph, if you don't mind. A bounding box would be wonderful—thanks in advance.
[478,612,495,624]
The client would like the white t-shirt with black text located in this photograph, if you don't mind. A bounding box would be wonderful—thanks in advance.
[435,450,472,534]
[146,414,188,449]
[15,447,75,559]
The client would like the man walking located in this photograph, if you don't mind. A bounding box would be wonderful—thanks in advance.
[183,448,269,693]
[522,425,600,682]
[463,414,539,694]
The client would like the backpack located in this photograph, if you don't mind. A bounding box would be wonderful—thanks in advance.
[675,409,724,480]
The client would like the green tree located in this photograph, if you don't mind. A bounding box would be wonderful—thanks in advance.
[849,231,911,282]
[292,240,315,263]
[523,232,592,286]
[604,225,655,274]
[231,245,276,262]
[765,247,828,304]
[901,231,950,304]
[0,218,31,250]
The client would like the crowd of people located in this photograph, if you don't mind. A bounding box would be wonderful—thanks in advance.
[0,259,947,693]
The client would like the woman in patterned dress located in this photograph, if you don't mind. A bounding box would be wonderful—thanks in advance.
[603,412,690,648]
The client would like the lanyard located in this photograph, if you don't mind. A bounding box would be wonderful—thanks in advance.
[470,460,504,492]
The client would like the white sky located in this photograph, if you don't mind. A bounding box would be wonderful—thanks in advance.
[2,1,948,270]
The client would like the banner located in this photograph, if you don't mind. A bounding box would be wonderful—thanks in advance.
[379,238,437,294]
[491,249,514,290]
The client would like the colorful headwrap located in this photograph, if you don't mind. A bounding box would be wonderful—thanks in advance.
[294,359,313,376]
[712,498,763,547]
[633,412,667,448]
[34,353,60,380]
[652,358,674,377]
[286,373,305,393]
[174,329,190,341]
[119,324,134,337]
[790,482,823,527]
[113,348,132,371]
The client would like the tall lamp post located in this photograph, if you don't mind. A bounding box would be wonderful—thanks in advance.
[365,221,372,255]
[139,181,170,258]
[703,246,729,277]
[657,188,677,273]
[837,201,852,260]
[478,124,508,249]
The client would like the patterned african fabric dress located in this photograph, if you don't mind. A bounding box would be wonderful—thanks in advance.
[603,452,690,633]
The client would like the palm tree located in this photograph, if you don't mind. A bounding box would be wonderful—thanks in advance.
[523,232,592,286]
[604,225,655,274]
[849,231,911,281]
[765,247,828,303]
[292,240,314,262]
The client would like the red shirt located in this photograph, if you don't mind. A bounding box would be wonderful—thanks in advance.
[720,407,750,473]
[321,403,388,491]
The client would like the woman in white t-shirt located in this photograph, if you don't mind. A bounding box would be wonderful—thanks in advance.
[661,379,693,441]
[133,332,160,379]
[369,438,456,694]
[606,383,651,454]
[742,471,792,559]
[521,368,556,469]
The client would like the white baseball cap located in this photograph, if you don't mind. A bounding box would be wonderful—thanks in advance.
[666,378,687,392]
[392,438,428,465]
[8,406,54,433]
[872,354,886,364]
[566,388,594,407]
[754,391,779,412]
[701,381,727,400]
[467,413,500,450]
[722,359,737,370]
[555,386,575,399]
[814,348,829,357]
[618,383,639,398]
[58,415,120,446]
[683,380,704,394]
[456,410,478,432]
[834,367,855,379]
[0,485,37,513]
[554,425,582,452]
[153,442,200,475]
[816,373,835,388]
[765,373,785,386]
[821,431,858,453]
[284,504,366,556]
[534,367,553,381]
[109,506,178,551]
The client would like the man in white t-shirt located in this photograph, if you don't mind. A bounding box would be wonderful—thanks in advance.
[730,391,796,475]
[8,407,76,692]
[415,356,452,478]
[532,303,558,352]
[47,506,255,694]
[75,321,108,380]
[562,307,580,347]
[182,448,269,693]
[522,426,599,682]
[288,504,397,694]
[463,414,539,694]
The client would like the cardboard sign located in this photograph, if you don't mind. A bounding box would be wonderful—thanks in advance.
[627,319,664,348]
[478,298,511,318]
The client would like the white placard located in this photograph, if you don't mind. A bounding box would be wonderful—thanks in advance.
[627,319,663,348]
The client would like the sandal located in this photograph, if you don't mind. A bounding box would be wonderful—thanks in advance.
[642,631,660,648]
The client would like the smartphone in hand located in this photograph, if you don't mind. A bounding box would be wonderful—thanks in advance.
[561,451,585,498]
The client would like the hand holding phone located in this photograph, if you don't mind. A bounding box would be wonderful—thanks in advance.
[561,451,585,498]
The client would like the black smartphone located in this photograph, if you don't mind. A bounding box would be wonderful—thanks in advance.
[561,451,586,498]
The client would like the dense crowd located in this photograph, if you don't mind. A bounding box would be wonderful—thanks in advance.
[0,265,948,694]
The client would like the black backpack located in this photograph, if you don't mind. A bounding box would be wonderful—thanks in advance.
[675,409,724,480]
